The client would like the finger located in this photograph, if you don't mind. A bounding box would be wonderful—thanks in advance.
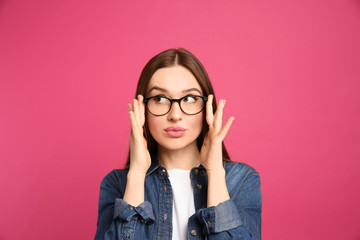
[206,94,214,127]
[219,116,235,140]
[214,99,225,132]
[138,95,145,126]
[129,104,145,141]
[128,108,138,134]
[128,103,134,112]
[133,99,142,129]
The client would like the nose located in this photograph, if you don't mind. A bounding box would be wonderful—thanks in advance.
[167,101,183,121]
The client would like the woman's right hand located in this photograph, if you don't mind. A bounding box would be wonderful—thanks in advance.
[127,95,151,175]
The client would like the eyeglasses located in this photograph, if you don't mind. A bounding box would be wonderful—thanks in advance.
[143,95,207,116]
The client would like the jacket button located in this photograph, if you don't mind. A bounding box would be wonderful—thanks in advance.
[164,213,167,220]
[164,185,167,192]
[190,230,197,236]
[193,168,199,174]
[196,184,202,189]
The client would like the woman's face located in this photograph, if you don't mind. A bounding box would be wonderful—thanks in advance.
[146,65,204,152]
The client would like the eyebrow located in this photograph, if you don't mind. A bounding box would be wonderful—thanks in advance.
[148,86,202,95]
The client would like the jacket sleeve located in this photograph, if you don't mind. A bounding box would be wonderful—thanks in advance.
[94,171,155,240]
[195,170,262,240]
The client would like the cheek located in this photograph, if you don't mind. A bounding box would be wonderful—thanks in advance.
[146,114,162,136]
[189,114,204,134]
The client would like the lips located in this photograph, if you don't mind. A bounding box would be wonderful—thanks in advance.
[164,126,186,137]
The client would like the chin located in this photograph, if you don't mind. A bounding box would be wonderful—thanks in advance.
[157,138,198,152]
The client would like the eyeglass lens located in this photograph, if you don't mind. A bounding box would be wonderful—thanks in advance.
[147,96,205,115]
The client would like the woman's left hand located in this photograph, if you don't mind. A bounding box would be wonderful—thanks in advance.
[200,94,235,173]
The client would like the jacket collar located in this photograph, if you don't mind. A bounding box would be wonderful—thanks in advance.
[146,154,161,177]
[146,153,210,177]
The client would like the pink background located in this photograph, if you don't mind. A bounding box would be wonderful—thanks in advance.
[1,0,360,239]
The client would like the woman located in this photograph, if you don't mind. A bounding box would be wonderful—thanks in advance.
[95,48,262,240]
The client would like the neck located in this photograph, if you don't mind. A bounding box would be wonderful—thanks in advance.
[157,143,200,170]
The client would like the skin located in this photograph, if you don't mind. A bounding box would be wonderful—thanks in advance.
[146,66,204,170]
[124,65,235,207]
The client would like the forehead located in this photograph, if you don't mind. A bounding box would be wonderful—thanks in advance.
[148,66,202,95]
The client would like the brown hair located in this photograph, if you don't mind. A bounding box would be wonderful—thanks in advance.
[125,48,231,168]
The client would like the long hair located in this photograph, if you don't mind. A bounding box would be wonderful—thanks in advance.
[125,48,231,168]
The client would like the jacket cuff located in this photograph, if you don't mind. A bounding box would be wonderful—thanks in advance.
[197,199,242,235]
[113,198,155,225]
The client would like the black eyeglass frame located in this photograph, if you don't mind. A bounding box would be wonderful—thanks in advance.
[143,95,208,116]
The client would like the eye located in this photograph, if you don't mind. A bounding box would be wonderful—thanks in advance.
[153,96,167,103]
[183,95,197,103]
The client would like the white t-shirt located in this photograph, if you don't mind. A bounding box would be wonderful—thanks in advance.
[167,169,196,240]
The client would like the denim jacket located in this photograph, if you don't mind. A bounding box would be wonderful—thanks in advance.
[95,157,262,240]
